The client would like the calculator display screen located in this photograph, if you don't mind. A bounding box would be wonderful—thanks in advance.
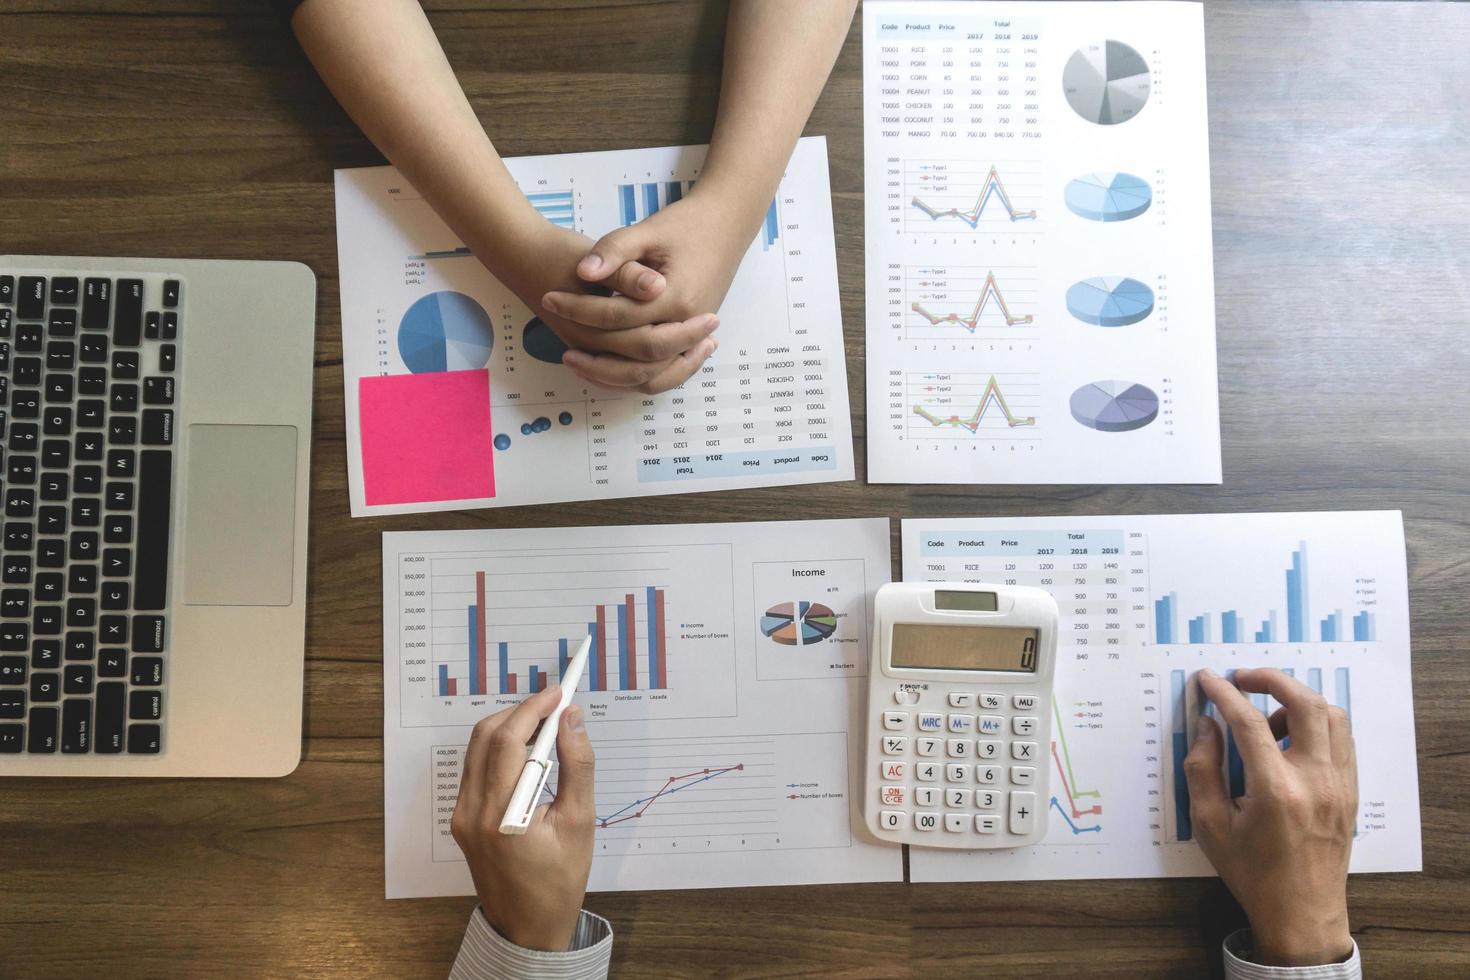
[890,623,1039,672]
[934,590,998,612]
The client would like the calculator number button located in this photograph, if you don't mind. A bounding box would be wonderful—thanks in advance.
[976,765,1001,785]
[916,736,942,757]
[945,738,970,758]
[1009,791,1037,834]
[944,813,968,833]
[945,764,970,783]
[980,693,1004,710]
[1010,765,1037,786]
[975,814,1001,834]
[1012,716,1038,736]
[880,785,907,806]
[1011,741,1039,761]
[915,786,938,807]
[882,736,908,755]
[881,761,906,781]
[947,692,975,708]
[977,740,1003,760]
[945,788,971,808]
[1013,694,1038,710]
[917,712,944,732]
[915,762,940,782]
[947,714,974,733]
[882,710,908,731]
[978,714,1004,735]
[879,810,908,831]
[976,790,1002,810]
[915,811,940,832]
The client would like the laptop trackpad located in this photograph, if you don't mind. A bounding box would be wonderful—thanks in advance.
[183,424,298,606]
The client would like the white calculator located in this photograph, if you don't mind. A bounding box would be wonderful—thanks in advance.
[861,582,1058,848]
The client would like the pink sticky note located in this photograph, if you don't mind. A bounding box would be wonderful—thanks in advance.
[359,369,495,506]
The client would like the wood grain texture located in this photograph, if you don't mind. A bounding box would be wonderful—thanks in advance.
[2,0,1468,976]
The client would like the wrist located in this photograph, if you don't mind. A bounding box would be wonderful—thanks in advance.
[685,171,778,245]
[1249,910,1354,966]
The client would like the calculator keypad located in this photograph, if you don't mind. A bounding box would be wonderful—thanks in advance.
[871,687,1048,846]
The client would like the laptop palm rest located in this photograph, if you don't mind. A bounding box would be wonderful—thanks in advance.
[183,424,298,606]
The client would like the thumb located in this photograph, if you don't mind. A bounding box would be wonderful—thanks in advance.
[577,226,649,283]
[1183,713,1230,840]
[551,705,596,827]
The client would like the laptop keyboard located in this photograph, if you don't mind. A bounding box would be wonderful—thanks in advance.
[0,271,175,755]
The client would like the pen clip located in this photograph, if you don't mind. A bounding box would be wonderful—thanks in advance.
[498,758,552,836]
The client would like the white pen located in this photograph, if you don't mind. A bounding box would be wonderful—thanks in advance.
[498,634,594,835]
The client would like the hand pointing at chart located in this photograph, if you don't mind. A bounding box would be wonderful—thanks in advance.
[1185,667,1359,968]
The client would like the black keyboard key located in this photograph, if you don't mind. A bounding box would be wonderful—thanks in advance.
[98,649,125,677]
[105,482,133,512]
[103,549,129,578]
[38,505,65,535]
[77,400,105,428]
[71,498,99,528]
[75,432,102,462]
[66,598,96,629]
[131,656,163,685]
[136,450,171,611]
[70,531,98,562]
[144,311,160,340]
[0,654,26,681]
[0,589,27,616]
[0,275,13,303]
[0,341,8,370]
[99,617,126,645]
[141,409,173,446]
[96,681,124,753]
[17,323,43,353]
[32,606,62,636]
[161,311,177,340]
[14,356,41,385]
[64,664,94,696]
[101,582,128,610]
[110,384,138,413]
[3,520,33,550]
[114,280,143,345]
[5,488,34,517]
[79,335,107,363]
[131,616,165,653]
[48,308,77,337]
[49,277,79,305]
[111,350,140,380]
[9,422,37,452]
[0,689,22,719]
[43,406,72,435]
[107,449,135,478]
[127,723,160,754]
[30,671,58,703]
[0,724,22,753]
[74,465,101,494]
[68,633,96,663]
[2,556,31,584]
[36,539,64,569]
[1,624,28,652]
[31,640,59,669]
[41,439,69,469]
[104,515,131,543]
[61,697,90,753]
[0,308,10,338]
[68,564,97,593]
[78,366,107,395]
[82,279,111,330]
[27,706,57,753]
[159,344,176,372]
[44,374,72,403]
[129,689,161,721]
[41,472,69,501]
[163,280,180,307]
[7,455,37,484]
[46,341,74,370]
[142,377,174,405]
[17,277,45,319]
[13,390,39,418]
[35,572,62,602]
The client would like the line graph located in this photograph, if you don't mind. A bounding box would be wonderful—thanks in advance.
[1050,698,1104,836]
[905,267,1038,339]
[905,161,1041,230]
[908,372,1040,438]
[594,763,746,828]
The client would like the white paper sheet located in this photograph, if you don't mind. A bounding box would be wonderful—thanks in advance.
[336,136,853,516]
[902,511,1421,881]
[383,519,902,897]
[863,1,1221,484]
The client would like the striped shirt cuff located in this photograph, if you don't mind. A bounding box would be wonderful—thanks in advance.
[449,908,613,980]
[1224,929,1361,980]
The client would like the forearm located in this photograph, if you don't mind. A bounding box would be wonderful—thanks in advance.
[291,0,541,266]
[697,0,856,229]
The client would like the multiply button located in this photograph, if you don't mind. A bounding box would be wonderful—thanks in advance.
[918,712,944,731]
[948,692,975,708]
[978,715,1004,735]
[980,693,1004,710]
[881,736,907,755]
[947,714,974,733]
[1009,791,1037,834]
[1013,694,1037,710]
[1012,716,1038,736]
[882,710,908,730]
[880,785,906,806]
[879,810,907,831]
[1011,741,1038,761]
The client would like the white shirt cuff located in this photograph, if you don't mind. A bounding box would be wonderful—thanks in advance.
[1223,928,1361,980]
[449,907,612,980]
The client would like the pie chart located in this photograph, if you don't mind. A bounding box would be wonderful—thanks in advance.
[522,316,570,364]
[1066,277,1155,327]
[1065,173,1152,222]
[759,601,839,646]
[1062,40,1151,125]
[1070,380,1159,432]
[398,291,494,374]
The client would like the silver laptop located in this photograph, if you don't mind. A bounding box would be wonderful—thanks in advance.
[0,256,314,777]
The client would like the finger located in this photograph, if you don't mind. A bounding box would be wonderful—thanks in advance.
[634,336,717,395]
[1231,667,1332,759]
[1266,705,1290,744]
[1327,704,1354,770]
[1196,668,1286,781]
[483,686,564,805]
[548,705,597,830]
[576,226,650,283]
[1183,713,1231,842]
[543,289,677,331]
[563,350,678,389]
[571,313,718,365]
[459,705,520,805]
[601,260,667,301]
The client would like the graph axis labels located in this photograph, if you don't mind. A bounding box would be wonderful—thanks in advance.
[1063,40,1152,126]
[1064,173,1153,222]
[1069,380,1159,433]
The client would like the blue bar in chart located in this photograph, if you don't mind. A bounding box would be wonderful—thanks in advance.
[1188,615,1210,644]
[1221,610,1239,644]
[467,607,480,695]
[1335,667,1352,718]
[616,603,630,690]
[763,200,780,249]
[1170,669,1192,841]
[1353,611,1375,641]
[559,638,569,679]
[586,622,600,692]
[642,183,659,219]
[1155,592,1178,644]
[438,664,450,697]
[646,586,661,693]
[1287,543,1310,642]
[498,641,510,695]
[618,185,637,227]
[616,181,780,251]
[527,190,576,230]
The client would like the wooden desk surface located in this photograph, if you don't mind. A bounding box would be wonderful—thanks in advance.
[2,1,1467,976]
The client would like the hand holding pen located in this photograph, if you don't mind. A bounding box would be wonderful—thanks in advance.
[450,643,597,953]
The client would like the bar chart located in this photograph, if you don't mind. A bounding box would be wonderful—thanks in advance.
[396,542,740,727]
[616,181,780,250]
[1155,541,1378,645]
